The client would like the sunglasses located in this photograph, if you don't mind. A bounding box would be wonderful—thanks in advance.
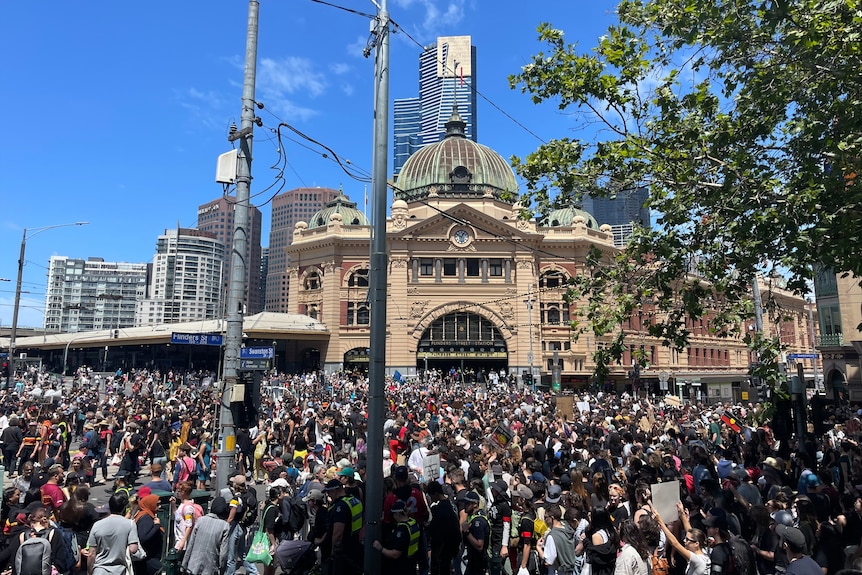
[683,538,696,544]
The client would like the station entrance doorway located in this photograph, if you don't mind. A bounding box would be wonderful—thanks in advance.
[415,311,508,379]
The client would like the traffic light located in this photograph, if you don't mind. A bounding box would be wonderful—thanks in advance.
[758,383,769,402]
[522,371,532,386]
[2,361,8,385]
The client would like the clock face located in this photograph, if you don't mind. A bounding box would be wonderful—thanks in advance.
[453,229,470,245]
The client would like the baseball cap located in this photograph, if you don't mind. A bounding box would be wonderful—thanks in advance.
[302,489,325,502]
[491,463,503,477]
[531,472,546,483]
[514,484,534,501]
[546,484,562,504]
[776,524,806,550]
[313,444,325,453]
[804,473,822,488]
[323,478,343,491]
[337,466,355,478]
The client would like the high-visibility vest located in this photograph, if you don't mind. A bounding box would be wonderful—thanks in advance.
[467,511,491,557]
[342,496,363,535]
[399,517,420,557]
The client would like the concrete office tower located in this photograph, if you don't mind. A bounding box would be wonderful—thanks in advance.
[393,35,477,175]
[265,187,341,312]
[136,228,225,326]
[196,196,263,314]
[44,257,149,333]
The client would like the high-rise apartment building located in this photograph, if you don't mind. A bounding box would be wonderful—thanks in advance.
[582,187,650,245]
[196,196,263,314]
[393,35,477,175]
[43,257,149,333]
[265,187,341,311]
[135,228,225,326]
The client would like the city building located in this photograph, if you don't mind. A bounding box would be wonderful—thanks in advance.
[135,228,225,326]
[285,108,816,401]
[196,195,263,314]
[580,187,650,246]
[265,187,341,312]
[393,35,477,175]
[815,268,862,401]
[43,257,149,333]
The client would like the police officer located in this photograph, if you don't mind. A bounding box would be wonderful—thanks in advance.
[374,500,420,575]
[487,479,512,575]
[325,478,364,575]
[461,491,490,575]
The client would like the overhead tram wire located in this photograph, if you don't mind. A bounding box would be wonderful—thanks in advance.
[306,0,548,145]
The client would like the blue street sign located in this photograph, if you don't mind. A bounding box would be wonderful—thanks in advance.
[170,333,224,346]
[787,353,818,360]
[240,346,275,359]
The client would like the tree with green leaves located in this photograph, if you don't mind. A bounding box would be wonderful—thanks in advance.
[509,0,862,388]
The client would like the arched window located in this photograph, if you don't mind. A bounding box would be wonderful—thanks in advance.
[306,304,319,319]
[539,269,568,289]
[347,269,369,287]
[304,271,321,290]
[347,302,370,325]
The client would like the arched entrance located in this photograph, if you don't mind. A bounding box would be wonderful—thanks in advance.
[827,368,848,405]
[344,347,370,373]
[416,311,507,378]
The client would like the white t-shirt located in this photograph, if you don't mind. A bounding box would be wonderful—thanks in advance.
[686,552,710,575]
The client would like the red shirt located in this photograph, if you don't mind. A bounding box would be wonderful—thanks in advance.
[40,482,67,514]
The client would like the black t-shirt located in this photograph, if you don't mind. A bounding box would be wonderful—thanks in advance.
[262,503,282,538]
[330,498,361,555]
[488,500,512,551]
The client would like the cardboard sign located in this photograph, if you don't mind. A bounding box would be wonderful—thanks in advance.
[576,401,591,415]
[423,453,441,482]
[557,396,575,421]
[489,425,514,450]
[664,395,682,407]
[651,480,681,523]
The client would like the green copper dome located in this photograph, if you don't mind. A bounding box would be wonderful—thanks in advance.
[308,191,369,229]
[540,206,599,229]
[395,107,518,202]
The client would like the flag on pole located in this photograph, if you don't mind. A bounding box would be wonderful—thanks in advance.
[460,66,464,87]
[393,370,406,384]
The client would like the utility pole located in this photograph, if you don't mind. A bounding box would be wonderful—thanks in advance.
[364,2,390,573]
[216,0,259,495]
[807,298,820,392]
[525,284,536,393]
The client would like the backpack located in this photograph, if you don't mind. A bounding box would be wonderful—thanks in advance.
[281,494,308,534]
[15,529,53,575]
[52,525,79,575]
[722,537,756,575]
[240,488,259,528]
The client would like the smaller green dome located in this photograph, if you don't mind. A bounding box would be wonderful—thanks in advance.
[540,207,599,229]
[308,191,369,229]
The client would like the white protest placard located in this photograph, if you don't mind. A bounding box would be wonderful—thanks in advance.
[576,401,591,415]
[651,480,681,524]
[423,453,441,482]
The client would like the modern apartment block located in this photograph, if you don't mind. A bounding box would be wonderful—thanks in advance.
[265,187,341,312]
[393,35,477,175]
[196,196,263,314]
[135,228,225,326]
[44,257,149,333]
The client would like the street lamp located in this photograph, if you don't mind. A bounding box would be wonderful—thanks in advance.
[9,223,89,370]
[524,284,536,393]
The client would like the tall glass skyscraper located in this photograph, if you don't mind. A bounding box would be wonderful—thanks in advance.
[393,35,477,176]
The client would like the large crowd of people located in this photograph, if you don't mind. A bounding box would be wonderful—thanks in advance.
[0,364,861,575]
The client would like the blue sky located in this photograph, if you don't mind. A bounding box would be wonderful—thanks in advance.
[1,0,618,328]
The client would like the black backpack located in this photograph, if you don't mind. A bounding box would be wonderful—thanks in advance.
[722,537,756,575]
[239,489,258,528]
[281,494,308,534]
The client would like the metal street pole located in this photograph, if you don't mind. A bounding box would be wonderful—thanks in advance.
[9,222,88,371]
[364,3,390,573]
[217,0,258,495]
[525,284,535,393]
[807,299,820,392]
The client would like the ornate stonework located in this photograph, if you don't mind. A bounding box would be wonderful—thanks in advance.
[391,258,408,269]
[410,300,431,318]
[499,301,514,320]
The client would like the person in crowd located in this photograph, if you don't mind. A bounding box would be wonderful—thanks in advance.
[133,494,164,575]
[776,525,822,575]
[614,520,650,575]
[181,496,231,575]
[536,504,577,575]
[425,480,461,575]
[655,502,710,575]
[86,493,141,575]
[173,480,198,564]
[325,477,364,575]
[373,499,420,575]
[1,415,23,477]
[461,490,490,575]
